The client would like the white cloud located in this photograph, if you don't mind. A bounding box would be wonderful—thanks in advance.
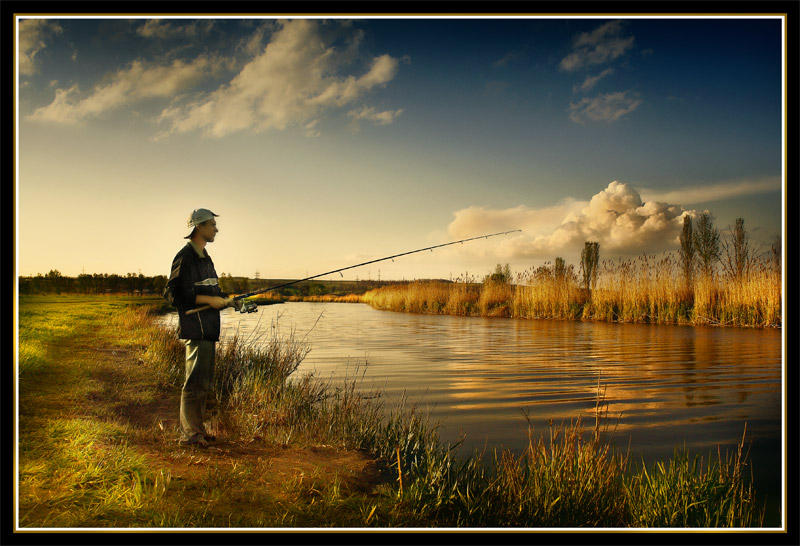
[568,90,642,123]
[448,181,691,261]
[28,55,224,124]
[18,19,63,76]
[559,20,635,72]
[26,19,401,138]
[158,19,401,139]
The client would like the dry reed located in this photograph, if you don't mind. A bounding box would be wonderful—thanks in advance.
[363,252,781,328]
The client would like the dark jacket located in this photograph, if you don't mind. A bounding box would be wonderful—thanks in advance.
[164,242,229,341]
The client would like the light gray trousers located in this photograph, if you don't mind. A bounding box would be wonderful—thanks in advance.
[179,339,216,442]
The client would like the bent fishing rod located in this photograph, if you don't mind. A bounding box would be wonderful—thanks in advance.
[186,229,522,315]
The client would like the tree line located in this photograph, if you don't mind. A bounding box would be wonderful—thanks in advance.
[18,271,169,296]
[17,270,396,297]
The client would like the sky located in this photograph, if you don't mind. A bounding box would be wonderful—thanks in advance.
[15,15,785,282]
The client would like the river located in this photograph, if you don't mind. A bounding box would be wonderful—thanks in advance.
[162,302,784,526]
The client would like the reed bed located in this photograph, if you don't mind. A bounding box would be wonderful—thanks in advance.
[362,280,481,316]
[291,294,363,303]
[362,252,781,328]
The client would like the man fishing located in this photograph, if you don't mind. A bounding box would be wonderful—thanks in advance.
[164,224,520,449]
[164,208,249,448]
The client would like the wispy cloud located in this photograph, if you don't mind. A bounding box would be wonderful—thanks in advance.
[136,19,214,40]
[559,20,634,72]
[157,19,402,139]
[348,105,403,127]
[18,19,63,76]
[574,68,614,93]
[28,55,224,124]
[639,176,781,205]
[568,90,642,123]
[560,21,641,125]
[493,49,526,68]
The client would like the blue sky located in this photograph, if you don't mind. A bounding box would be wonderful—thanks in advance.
[16,16,784,281]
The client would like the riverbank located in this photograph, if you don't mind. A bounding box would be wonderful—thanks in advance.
[16,295,389,528]
[361,257,781,328]
[16,295,768,529]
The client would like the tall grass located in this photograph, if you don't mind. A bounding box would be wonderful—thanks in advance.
[363,252,781,328]
[625,427,763,527]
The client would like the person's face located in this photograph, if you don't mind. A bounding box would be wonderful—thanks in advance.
[197,219,218,242]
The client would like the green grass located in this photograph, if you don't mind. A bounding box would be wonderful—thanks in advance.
[16,294,768,528]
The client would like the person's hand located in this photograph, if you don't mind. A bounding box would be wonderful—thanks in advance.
[208,296,229,310]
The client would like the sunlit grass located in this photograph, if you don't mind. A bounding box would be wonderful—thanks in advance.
[362,252,781,328]
[19,418,170,527]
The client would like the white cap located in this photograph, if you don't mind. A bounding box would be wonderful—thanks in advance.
[185,208,218,238]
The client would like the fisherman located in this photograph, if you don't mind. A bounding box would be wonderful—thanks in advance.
[164,208,244,448]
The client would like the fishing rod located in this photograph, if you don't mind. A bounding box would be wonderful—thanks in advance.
[186,229,522,315]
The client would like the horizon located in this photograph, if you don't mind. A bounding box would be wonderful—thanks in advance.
[16,15,785,281]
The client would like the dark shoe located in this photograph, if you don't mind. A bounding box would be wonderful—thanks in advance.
[179,437,209,449]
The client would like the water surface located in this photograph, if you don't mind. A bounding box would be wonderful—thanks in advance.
[163,302,784,525]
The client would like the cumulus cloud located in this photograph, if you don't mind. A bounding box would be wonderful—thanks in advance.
[157,19,401,138]
[559,20,635,72]
[26,19,401,138]
[448,181,691,261]
[568,90,642,123]
[28,55,224,124]
[18,19,63,76]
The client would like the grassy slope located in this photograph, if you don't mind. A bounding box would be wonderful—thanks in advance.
[16,295,389,528]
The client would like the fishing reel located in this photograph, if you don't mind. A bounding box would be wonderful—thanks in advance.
[237,300,258,314]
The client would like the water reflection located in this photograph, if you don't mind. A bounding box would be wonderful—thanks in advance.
[160,302,783,524]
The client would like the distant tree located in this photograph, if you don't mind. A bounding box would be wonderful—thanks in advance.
[770,235,781,273]
[678,215,695,287]
[485,263,513,285]
[78,273,93,294]
[152,275,168,297]
[309,282,327,296]
[721,217,758,282]
[46,269,63,294]
[693,213,720,278]
[93,273,106,294]
[106,274,122,293]
[554,257,566,283]
[581,242,600,292]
